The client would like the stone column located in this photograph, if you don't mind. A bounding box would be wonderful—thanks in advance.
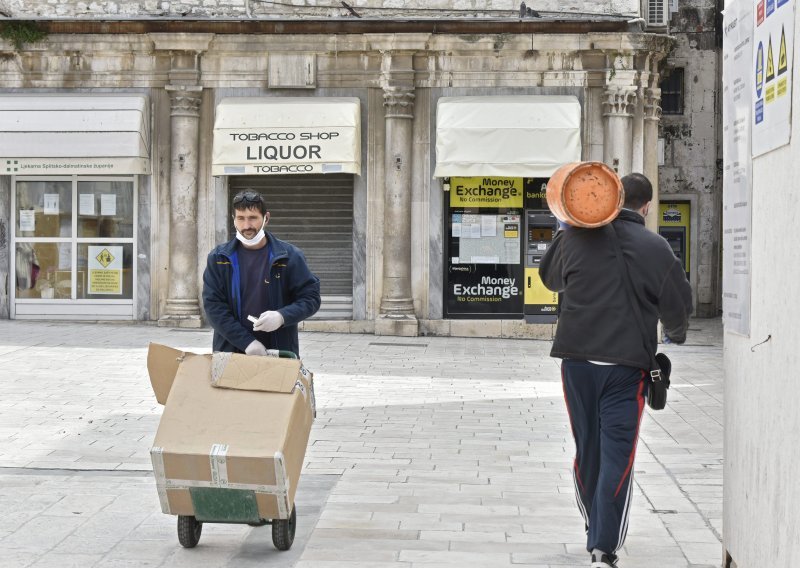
[643,85,662,232]
[159,85,203,328]
[375,81,418,336]
[602,86,638,177]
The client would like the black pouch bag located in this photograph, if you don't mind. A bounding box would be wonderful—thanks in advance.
[647,353,672,410]
[607,225,672,410]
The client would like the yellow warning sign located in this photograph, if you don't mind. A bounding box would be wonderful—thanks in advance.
[95,248,115,268]
[766,84,776,103]
[778,26,788,76]
[89,269,122,294]
[766,36,775,81]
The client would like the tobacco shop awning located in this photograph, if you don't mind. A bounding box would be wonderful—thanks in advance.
[0,94,150,175]
[434,95,581,178]
[212,97,361,176]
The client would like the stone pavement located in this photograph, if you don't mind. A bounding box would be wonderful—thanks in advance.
[0,319,723,567]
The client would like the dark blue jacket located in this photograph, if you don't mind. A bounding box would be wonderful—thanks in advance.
[202,232,321,357]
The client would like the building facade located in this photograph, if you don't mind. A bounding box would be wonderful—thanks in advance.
[659,0,723,318]
[1,1,707,337]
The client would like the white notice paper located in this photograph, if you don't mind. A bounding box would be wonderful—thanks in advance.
[722,0,755,335]
[79,194,96,216]
[469,224,481,239]
[43,194,59,215]
[100,194,117,216]
[481,215,497,237]
[19,210,35,232]
[452,223,462,237]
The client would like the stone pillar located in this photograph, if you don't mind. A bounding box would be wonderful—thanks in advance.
[602,86,638,177]
[375,67,418,336]
[643,85,662,232]
[159,84,203,328]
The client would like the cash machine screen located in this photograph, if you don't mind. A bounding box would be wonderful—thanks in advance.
[528,227,554,244]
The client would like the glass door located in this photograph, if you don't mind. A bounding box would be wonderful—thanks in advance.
[12,176,137,319]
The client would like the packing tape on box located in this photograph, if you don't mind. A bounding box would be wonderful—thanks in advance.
[210,443,229,487]
[150,447,171,514]
[150,446,291,514]
[162,478,286,494]
[274,451,290,518]
[210,352,232,386]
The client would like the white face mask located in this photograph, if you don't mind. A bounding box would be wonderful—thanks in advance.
[235,216,266,247]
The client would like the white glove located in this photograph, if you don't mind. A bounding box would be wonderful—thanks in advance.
[245,340,268,356]
[253,310,284,333]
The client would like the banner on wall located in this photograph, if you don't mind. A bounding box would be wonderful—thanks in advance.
[722,0,755,336]
[752,0,795,156]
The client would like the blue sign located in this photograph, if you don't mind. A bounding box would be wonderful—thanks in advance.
[767,0,775,16]
[755,99,764,124]
[777,0,788,7]
[755,41,764,98]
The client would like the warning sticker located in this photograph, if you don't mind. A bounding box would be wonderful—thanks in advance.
[95,248,115,268]
[755,41,764,98]
[88,245,123,295]
[766,36,775,82]
[778,26,788,75]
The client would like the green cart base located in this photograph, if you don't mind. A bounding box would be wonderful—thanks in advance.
[176,486,297,551]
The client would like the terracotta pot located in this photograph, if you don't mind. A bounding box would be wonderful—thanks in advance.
[546,161,624,228]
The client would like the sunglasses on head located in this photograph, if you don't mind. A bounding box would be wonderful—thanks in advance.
[233,192,263,206]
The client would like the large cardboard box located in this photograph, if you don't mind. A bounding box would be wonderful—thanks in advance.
[146,344,315,522]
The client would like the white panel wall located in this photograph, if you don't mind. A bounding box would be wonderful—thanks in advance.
[723,6,800,565]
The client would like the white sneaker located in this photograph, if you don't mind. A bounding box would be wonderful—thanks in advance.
[590,549,618,567]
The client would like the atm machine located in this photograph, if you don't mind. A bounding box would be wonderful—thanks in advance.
[524,209,559,323]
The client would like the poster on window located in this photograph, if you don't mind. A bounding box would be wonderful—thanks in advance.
[752,0,794,156]
[88,245,123,295]
[43,194,60,215]
[19,210,35,232]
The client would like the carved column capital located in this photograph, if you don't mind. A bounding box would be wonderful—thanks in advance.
[383,87,416,120]
[644,87,662,121]
[165,85,202,118]
[603,87,638,118]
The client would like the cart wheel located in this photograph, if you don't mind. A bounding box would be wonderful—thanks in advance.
[177,515,203,548]
[271,507,296,551]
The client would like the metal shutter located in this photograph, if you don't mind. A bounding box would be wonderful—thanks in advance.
[229,174,354,319]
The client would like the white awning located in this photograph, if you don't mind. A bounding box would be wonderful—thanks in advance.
[434,95,582,178]
[0,94,150,175]
[212,97,361,176]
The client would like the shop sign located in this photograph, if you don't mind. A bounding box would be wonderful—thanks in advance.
[88,246,123,295]
[3,157,148,175]
[212,127,358,175]
[450,177,523,208]
[446,264,523,317]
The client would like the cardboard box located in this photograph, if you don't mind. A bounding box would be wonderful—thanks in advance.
[146,343,315,522]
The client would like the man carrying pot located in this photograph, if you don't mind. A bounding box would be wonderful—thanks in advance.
[539,172,692,568]
[202,190,321,357]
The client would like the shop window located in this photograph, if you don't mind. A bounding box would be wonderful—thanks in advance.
[13,176,136,305]
[659,68,684,115]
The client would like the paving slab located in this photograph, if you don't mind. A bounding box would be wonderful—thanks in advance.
[0,318,723,567]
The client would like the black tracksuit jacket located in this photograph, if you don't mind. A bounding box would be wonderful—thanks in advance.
[539,209,693,369]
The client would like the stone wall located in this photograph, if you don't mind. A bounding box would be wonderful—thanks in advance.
[659,0,722,317]
[0,0,640,19]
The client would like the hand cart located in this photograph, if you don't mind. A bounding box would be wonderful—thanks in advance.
[173,349,300,552]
